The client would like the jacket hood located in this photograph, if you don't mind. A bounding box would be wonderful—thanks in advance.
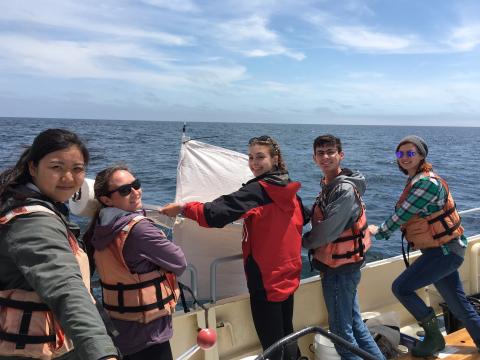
[91,207,140,251]
[324,168,366,196]
[255,171,301,212]
[245,169,290,186]
[1,183,68,216]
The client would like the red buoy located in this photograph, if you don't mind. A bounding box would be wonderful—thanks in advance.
[197,328,217,350]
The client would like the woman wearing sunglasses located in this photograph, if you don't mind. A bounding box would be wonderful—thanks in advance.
[0,129,118,360]
[161,135,307,360]
[83,165,187,360]
[368,135,480,357]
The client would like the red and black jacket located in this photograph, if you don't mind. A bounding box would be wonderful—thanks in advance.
[183,171,307,302]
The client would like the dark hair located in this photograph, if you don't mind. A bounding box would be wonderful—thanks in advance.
[93,165,131,204]
[83,164,131,266]
[313,134,342,153]
[397,143,433,176]
[0,129,89,201]
[248,135,287,172]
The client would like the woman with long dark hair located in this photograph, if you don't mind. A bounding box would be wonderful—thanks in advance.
[369,135,480,357]
[0,129,117,360]
[161,135,307,360]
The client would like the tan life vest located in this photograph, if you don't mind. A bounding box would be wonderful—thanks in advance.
[94,215,180,324]
[398,171,464,249]
[0,205,91,360]
[313,183,371,268]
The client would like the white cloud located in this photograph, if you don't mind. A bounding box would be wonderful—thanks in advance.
[216,16,305,60]
[344,0,375,17]
[222,16,276,42]
[328,26,413,51]
[0,1,189,45]
[1,0,480,122]
[260,81,299,93]
[0,34,245,88]
[446,24,480,51]
[141,0,200,13]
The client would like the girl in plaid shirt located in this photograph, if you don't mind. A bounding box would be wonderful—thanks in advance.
[369,135,480,357]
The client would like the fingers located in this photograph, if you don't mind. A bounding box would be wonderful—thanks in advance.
[159,203,184,217]
[367,224,378,235]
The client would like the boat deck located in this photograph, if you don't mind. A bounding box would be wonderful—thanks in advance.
[400,328,479,360]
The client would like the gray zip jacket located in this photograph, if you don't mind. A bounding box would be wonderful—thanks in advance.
[0,184,118,360]
[302,169,367,272]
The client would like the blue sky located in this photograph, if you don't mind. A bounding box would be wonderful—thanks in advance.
[1,0,480,126]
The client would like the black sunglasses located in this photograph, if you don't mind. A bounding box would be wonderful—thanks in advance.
[248,135,273,145]
[105,179,141,197]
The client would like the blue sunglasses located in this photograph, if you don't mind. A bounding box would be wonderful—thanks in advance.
[396,150,416,159]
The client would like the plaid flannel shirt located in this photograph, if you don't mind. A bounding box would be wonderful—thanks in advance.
[376,176,446,240]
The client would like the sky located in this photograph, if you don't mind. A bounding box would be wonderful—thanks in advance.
[1,0,480,126]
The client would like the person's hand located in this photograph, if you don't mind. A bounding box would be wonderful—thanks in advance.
[368,224,378,235]
[159,203,184,217]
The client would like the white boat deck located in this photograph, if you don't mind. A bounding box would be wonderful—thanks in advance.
[400,328,479,360]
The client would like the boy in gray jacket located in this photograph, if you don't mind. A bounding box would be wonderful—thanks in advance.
[302,134,384,360]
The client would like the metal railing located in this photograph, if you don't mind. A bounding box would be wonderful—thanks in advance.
[146,206,480,307]
[459,207,480,215]
[209,254,243,303]
[254,326,377,360]
[184,264,199,301]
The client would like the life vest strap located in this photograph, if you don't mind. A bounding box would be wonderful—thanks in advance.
[0,297,50,311]
[101,274,175,313]
[427,206,456,225]
[100,274,167,291]
[0,305,56,349]
[154,281,165,310]
[334,223,367,243]
[0,297,54,348]
[331,245,363,259]
[0,331,56,346]
[433,221,462,240]
[102,292,175,313]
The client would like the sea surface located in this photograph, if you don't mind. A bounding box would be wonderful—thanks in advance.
[1,117,479,263]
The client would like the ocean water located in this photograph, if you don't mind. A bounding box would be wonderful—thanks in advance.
[1,117,479,263]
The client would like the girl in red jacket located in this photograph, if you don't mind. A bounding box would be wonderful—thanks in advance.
[161,136,307,360]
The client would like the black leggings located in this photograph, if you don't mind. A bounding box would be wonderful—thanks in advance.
[250,294,299,360]
[123,341,173,360]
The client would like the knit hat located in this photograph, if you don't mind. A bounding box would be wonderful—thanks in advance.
[396,135,428,157]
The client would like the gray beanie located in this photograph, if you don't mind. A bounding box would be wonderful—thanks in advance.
[396,135,428,157]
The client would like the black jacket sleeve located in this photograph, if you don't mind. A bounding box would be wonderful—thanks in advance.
[203,181,272,228]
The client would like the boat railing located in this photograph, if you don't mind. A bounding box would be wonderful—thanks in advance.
[184,263,199,303]
[209,254,243,303]
[148,207,479,307]
[459,207,480,215]
[254,325,377,360]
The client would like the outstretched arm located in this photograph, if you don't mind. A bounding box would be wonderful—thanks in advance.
[160,202,185,217]
[375,177,442,240]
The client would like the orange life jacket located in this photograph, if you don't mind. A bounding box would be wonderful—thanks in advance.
[313,183,371,268]
[0,205,91,359]
[398,171,463,249]
[94,215,179,324]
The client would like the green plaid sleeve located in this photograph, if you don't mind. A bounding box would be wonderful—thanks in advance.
[376,177,443,240]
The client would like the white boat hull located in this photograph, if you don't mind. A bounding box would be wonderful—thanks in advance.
[171,234,480,359]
